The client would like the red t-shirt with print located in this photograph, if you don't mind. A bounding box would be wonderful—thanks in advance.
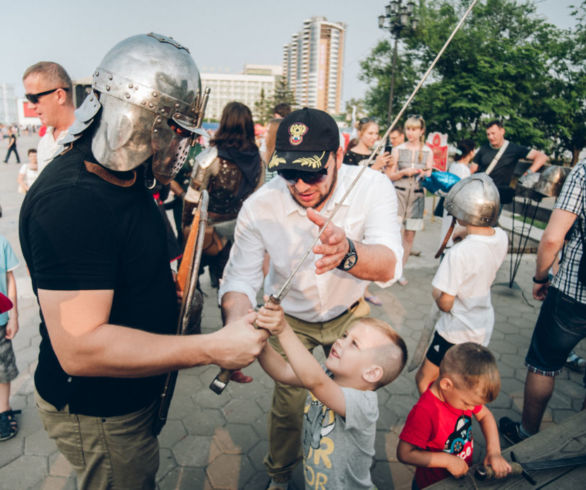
[399,387,482,488]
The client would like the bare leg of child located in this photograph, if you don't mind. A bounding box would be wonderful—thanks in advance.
[416,359,440,395]
[0,383,9,413]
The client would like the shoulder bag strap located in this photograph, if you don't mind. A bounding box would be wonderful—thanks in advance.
[485,140,509,176]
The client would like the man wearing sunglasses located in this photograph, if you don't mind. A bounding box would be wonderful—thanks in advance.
[22,62,76,172]
[219,108,403,489]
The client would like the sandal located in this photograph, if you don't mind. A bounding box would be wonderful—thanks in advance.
[365,295,383,306]
[0,410,18,441]
[7,409,20,430]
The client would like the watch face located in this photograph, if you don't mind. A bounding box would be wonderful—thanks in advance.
[344,255,357,270]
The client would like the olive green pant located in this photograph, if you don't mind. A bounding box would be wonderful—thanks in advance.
[264,298,370,481]
[35,390,159,490]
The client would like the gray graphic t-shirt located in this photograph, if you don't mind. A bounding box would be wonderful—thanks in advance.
[302,380,378,489]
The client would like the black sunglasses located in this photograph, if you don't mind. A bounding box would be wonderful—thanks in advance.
[278,168,329,185]
[25,87,69,104]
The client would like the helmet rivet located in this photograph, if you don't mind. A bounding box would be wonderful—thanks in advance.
[156,117,162,123]
[152,92,158,97]
[149,103,154,108]
[108,75,113,81]
[95,71,99,77]
[106,85,111,91]
[128,83,133,89]
[125,93,131,99]
[154,129,158,133]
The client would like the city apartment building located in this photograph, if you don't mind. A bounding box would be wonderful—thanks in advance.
[282,16,345,114]
[201,65,282,121]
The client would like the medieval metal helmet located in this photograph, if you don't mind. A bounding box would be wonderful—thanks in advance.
[90,33,205,184]
[445,174,500,226]
[533,165,571,197]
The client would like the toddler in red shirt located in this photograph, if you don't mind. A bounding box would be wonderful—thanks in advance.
[397,343,511,488]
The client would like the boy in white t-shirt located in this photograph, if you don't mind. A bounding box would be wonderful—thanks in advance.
[17,149,39,194]
[416,174,508,394]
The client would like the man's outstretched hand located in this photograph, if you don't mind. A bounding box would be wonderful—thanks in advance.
[306,208,348,275]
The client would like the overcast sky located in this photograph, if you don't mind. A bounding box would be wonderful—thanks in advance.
[0,0,578,105]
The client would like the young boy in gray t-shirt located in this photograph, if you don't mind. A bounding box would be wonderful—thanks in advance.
[257,300,407,489]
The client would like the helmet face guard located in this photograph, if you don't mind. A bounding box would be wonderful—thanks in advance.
[90,33,207,184]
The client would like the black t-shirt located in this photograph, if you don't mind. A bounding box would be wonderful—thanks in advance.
[343,150,369,166]
[19,134,179,417]
[473,142,530,188]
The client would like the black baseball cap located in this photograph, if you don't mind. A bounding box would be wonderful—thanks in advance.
[268,107,340,173]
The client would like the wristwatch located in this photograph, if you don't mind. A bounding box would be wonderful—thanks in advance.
[337,238,358,271]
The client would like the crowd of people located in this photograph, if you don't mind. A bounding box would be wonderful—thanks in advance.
[0,31,584,490]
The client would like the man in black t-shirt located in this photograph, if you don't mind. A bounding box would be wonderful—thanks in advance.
[19,34,267,489]
[471,120,547,203]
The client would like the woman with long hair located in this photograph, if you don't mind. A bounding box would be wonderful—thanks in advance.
[387,115,434,285]
[343,117,391,170]
[204,101,262,287]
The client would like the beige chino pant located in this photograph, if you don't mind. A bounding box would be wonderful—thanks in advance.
[35,390,159,490]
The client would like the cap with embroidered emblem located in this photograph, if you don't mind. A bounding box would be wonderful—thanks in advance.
[268,107,340,173]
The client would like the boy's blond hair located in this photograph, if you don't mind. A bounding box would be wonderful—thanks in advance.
[439,342,501,402]
[357,318,408,389]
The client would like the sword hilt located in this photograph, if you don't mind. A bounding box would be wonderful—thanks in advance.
[209,295,280,395]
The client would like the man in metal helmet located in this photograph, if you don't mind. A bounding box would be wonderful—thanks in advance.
[19,33,267,489]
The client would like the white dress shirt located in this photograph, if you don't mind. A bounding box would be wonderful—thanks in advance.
[219,165,403,322]
[37,127,67,172]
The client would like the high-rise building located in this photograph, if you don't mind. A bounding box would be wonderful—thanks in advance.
[201,64,282,121]
[0,83,18,124]
[283,16,345,114]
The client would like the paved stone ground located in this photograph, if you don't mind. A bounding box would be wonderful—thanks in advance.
[0,135,585,490]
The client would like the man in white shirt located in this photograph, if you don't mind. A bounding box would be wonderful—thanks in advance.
[22,62,76,172]
[219,108,403,488]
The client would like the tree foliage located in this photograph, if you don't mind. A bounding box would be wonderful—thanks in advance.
[254,77,297,125]
[360,0,586,164]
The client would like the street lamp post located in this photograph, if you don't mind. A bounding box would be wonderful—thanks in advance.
[378,0,417,122]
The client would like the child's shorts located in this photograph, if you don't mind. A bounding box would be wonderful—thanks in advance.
[425,331,455,367]
[0,323,19,383]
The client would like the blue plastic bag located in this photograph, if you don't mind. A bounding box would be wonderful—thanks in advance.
[420,171,461,194]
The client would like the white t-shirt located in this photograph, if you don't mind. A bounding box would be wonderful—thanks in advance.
[18,163,39,191]
[439,162,472,249]
[432,227,508,345]
[37,127,67,172]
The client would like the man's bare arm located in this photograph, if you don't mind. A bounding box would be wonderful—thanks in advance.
[526,149,548,173]
[39,289,267,378]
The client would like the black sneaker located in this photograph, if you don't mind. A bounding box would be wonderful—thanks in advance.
[499,416,526,445]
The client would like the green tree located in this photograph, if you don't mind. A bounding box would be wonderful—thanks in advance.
[360,0,585,164]
[254,77,297,125]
